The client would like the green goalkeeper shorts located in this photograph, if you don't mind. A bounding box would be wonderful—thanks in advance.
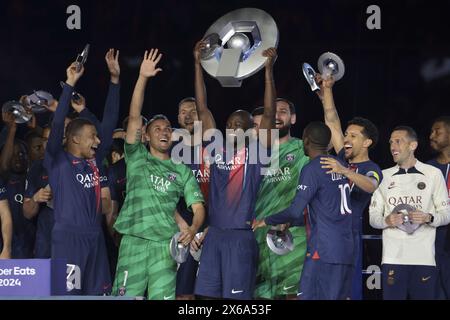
[112,234,177,300]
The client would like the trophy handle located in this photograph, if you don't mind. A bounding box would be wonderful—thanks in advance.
[302,63,320,92]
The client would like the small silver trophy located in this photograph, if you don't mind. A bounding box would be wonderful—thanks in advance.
[2,101,32,124]
[302,63,320,92]
[75,44,90,72]
[169,232,189,264]
[317,52,345,81]
[392,204,420,234]
[266,226,294,255]
[302,52,345,91]
[26,90,55,113]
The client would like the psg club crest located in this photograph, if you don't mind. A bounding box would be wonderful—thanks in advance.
[285,154,295,162]
[168,173,177,182]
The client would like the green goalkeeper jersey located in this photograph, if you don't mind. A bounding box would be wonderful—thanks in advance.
[254,137,309,298]
[114,142,204,241]
[255,137,309,219]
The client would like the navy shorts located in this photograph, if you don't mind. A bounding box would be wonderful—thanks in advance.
[176,253,199,296]
[382,264,437,300]
[34,208,54,258]
[298,255,352,300]
[350,232,362,300]
[195,227,258,300]
[52,224,111,295]
[12,233,35,259]
[436,253,450,299]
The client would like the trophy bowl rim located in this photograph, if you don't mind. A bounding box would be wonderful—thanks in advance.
[200,7,279,81]
[317,52,345,81]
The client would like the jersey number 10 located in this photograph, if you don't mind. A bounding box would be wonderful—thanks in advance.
[338,183,352,215]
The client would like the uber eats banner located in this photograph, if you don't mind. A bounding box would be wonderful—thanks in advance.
[0,259,66,296]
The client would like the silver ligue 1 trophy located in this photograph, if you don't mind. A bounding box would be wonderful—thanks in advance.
[302,52,345,92]
[266,226,295,255]
[200,8,279,87]
[26,90,55,113]
[392,203,420,234]
[75,44,90,72]
[2,101,32,124]
[169,232,190,264]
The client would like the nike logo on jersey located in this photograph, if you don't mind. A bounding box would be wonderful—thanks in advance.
[388,182,396,189]
[163,295,173,300]
[116,178,126,184]
[421,276,431,282]
[283,285,296,291]
[231,289,243,294]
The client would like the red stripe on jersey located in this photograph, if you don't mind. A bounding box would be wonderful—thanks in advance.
[304,207,311,241]
[226,148,246,205]
[87,160,101,213]
[446,164,450,197]
[199,146,210,202]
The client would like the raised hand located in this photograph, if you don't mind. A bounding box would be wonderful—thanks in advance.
[24,106,36,129]
[2,111,16,129]
[262,47,277,69]
[45,99,58,113]
[19,95,29,107]
[139,49,163,78]
[193,40,207,63]
[317,73,335,90]
[315,73,335,101]
[105,48,120,83]
[66,62,84,87]
[71,93,86,113]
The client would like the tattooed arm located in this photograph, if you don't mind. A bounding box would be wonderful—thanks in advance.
[126,49,163,144]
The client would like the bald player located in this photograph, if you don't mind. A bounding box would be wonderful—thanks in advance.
[192,40,277,300]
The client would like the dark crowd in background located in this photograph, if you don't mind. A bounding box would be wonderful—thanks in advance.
[0,0,449,169]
